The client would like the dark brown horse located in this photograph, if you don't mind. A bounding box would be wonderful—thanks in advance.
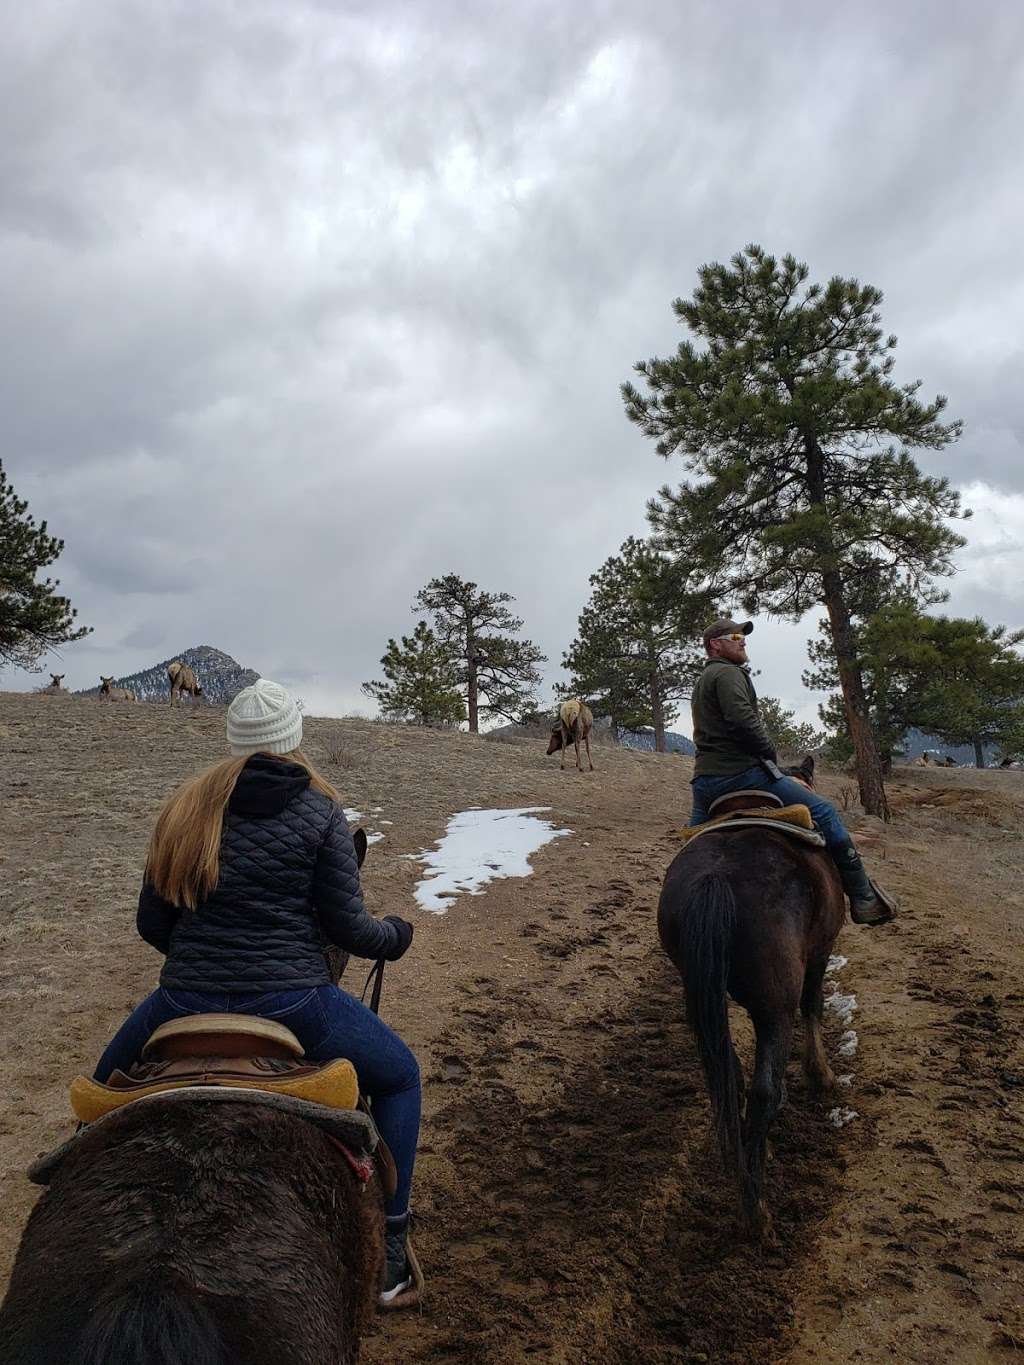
[658,757,845,1238]
[0,833,383,1365]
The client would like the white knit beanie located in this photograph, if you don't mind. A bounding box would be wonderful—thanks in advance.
[226,679,303,756]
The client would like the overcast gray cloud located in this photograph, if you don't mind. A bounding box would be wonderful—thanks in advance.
[3,0,1023,729]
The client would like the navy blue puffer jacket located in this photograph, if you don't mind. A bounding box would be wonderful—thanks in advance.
[137,755,399,992]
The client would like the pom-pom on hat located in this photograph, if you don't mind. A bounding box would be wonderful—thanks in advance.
[227,679,303,756]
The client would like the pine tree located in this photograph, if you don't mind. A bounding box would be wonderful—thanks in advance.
[623,245,965,818]
[413,575,545,730]
[0,461,91,668]
[809,608,1024,768]
[562,537,711,750]
[757,696,825,757]
[361,621,465,726]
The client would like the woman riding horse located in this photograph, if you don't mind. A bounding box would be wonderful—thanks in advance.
[94,678,420,1306]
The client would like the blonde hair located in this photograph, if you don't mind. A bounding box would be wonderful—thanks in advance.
[146,750,339,910]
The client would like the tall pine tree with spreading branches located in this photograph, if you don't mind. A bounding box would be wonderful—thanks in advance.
[414,574,545,730]
[562,537,711,750]
[1,460,91,669]
[623,245,965,818]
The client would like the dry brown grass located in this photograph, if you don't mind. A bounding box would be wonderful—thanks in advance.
[2,692,1024,1365]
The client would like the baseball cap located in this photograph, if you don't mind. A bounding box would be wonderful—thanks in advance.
[702,618,754,646]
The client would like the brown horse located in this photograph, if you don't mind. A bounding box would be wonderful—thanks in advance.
[657,756,845,1238]
[0,834,385,1365]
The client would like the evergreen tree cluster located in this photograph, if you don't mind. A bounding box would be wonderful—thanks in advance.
[362,576,546,731]
[562,536,712,750]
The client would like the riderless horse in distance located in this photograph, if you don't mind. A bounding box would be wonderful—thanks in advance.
[168,660,203,706]
[99,677,136,701]
[546,699,595,772]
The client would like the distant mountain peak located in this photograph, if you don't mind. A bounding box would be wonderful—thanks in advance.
[76,646,259,704]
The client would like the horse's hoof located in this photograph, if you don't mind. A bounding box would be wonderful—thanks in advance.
[808,1067,837,1093]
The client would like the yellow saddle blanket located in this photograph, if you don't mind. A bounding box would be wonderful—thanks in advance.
[70,1057,360,1125]
[676,803,818,846]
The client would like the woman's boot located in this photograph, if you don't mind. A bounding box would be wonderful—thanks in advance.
[380,1211,423,1309]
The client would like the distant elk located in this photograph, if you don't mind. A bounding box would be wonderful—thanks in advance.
[41,674,66,694]
[547,698,595,772]
[168,660,202,706]
[99,676,136,702]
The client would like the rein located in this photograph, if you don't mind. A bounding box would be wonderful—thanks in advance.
[360,959,387,1017]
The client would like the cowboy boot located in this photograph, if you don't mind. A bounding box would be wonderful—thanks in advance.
[835,843,898,925]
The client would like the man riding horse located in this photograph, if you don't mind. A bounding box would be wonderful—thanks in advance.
[689,619,897,926]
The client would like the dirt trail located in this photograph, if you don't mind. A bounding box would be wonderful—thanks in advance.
[1,693,1022,1362]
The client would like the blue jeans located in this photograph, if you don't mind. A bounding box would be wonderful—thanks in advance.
[94,984,420,1217]
[689,764,852,855]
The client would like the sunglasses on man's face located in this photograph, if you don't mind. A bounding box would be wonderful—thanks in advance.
[718,633,748,643]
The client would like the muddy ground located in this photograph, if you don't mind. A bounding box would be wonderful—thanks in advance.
[1,691,1022,1363]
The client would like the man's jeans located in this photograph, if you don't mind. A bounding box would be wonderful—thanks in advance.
[94,984,420,1217]
[689,763,852,856]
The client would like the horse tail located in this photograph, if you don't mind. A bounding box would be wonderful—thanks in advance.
[677,873,742,1174]
[78,1278,226,1365]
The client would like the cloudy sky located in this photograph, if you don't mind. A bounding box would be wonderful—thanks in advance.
[3,0,1023,731]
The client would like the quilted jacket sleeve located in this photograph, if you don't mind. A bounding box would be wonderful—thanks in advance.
[137,881,181,955]
[313,807,399,959]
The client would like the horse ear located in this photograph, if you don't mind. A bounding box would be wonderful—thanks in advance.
[801,754,815,779]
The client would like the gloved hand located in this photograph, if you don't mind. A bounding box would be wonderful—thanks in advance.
[382,915,414,961]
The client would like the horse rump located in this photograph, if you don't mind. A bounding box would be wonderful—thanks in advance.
[77,1277,226,1365]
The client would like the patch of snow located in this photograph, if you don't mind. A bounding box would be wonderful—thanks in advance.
[380,820,394,826]
[411,807,572,914]
[343,808,362,823]
[366,831,385,844]
[827,1106,859,1129]
[826,953,858,1086]
[836,1073,854,1088]
[824,989,857,1028]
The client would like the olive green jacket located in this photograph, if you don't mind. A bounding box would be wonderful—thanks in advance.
[690,659,778,778]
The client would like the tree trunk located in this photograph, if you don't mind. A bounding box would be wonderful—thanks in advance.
[804,433,890,820]
[823,572,890,820]
[466,642,479,733]
[650,673,666,752]
[974,735,985,768]
[874,670,893,776]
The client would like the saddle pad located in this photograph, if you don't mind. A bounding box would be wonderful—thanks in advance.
[676,804,825,848]
[70,1056,359,1124]
[30,1086,379,1186]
